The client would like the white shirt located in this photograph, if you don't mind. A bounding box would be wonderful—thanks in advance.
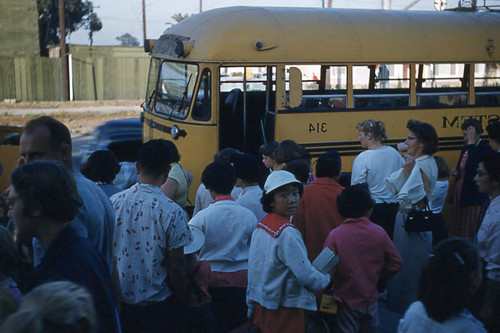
[351,146,404,203]
[385,155,438,211]
[477,195,500,282]
[398,301,486,333]
[110,183,192,304]
[429,180,449,214]
[189,199,257,272]
[236,185,266,222]
[247,221,330,317]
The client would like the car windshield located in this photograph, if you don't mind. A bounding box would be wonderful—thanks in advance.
[155,61,198,119]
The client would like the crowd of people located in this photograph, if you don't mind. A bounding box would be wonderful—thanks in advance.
[0,115,499,333]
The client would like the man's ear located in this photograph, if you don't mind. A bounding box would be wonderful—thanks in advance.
[135,161,141,175]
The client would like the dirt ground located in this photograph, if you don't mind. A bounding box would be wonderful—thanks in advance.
[0,100,143,136]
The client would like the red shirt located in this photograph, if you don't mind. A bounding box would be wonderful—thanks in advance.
[323,216,402,311]
[292,177,344,261]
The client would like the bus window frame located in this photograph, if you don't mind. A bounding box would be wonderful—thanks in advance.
[154,60,200,120]
[144,58,162,113]
[191,68,212,121]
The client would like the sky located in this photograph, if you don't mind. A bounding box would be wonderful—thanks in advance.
[68,0,437,46]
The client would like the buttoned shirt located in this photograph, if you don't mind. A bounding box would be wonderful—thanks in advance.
[324,216,402,311]
[477,195,500,282]
[110,183,192,305]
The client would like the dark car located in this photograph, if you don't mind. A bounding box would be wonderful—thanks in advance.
[72,118,143,170]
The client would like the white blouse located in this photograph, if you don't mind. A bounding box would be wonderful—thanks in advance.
[385,155,438,211]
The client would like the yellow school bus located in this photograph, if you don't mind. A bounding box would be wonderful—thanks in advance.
[142,6,500,204]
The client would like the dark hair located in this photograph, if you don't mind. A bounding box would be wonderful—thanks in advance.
[407,119,438,155]
[25,116,72,150]
[11,161,81,222]
[80,150,121,184]
[0,226,19,277]
[214,148,241,163]
[274,140,309,164]
[337,184,374,218]
[261,183,304,214]
[201,161,236,195]
[480,151,500,183]
[283,159,310,184]
[260,141,279,157]
[164,140,181,163]
[315,150,341,178]
[461,118,483,134]
[137,139,172,178]
[232,153,262,184]
[433,155,450,179]
[487,120,500,143]
[418,238,481,322]
[356,119,388,142]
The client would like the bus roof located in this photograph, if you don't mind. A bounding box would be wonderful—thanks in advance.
[153,6,500,64]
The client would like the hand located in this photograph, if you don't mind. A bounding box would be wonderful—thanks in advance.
[403,156,415,177]
[397,142,408,153]
[464,126,478,145]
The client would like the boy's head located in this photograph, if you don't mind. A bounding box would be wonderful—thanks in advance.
[201,161,236,195]
[261,170,303,214]
[232,153,262,185]
[136,139,172,178]
[337,183,374,219]
[315,150,341,178]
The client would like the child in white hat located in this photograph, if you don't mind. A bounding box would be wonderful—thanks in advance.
[246,170,330,333]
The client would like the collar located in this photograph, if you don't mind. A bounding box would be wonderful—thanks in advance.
[212,195,235,204]
[257,213,295,238]
[415,155,432,162]
[342,216,371,224]
[313,177,341,186]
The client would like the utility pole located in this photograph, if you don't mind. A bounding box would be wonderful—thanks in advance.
[58,0,69,101]
[328,0,332,8]
[200,0,202,12]
[382,0,391,9]
[142,0,147,43]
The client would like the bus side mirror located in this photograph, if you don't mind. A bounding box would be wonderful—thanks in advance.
[288,67,303,108]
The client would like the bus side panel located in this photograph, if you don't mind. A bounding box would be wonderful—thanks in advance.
[142,111,218,206]
[275,107,500,173]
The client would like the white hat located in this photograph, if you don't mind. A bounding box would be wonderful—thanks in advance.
[184,225,205,255]
[264,170,301,194]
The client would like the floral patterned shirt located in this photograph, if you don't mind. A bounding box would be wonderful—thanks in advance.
[110,183,192,304]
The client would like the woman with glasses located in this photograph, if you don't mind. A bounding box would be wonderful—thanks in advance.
[351,119,404,239]
[384,119,439,314]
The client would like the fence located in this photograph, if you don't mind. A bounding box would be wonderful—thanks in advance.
[0,46,150,102]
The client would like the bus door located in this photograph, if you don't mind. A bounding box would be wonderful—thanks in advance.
[218,66,276,155]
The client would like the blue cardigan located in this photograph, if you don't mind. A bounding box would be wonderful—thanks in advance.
[456,139,493,206]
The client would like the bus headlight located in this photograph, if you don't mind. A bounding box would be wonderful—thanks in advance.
[171,125,180,140]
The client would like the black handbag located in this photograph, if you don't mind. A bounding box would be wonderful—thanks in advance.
[404,200,435,233]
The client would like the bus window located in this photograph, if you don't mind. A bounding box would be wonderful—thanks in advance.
[192,69,211,121]
[155,61,198,119]
[220,66,269,92]
[417,64,468,108]
[353,64,410,109]
[285,65,347,111]
[144,58,161,112]
[475,63,500,107]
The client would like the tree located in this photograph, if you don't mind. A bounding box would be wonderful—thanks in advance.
[37,0,102,53]
[115,33,140,47]
[166,13,191,26]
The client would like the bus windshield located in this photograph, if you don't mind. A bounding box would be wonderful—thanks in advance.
[155,61,198,119]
